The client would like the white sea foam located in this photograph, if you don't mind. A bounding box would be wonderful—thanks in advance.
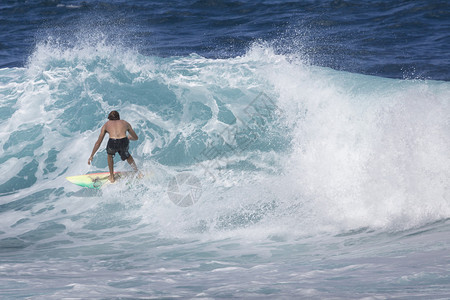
[0,41,449,242]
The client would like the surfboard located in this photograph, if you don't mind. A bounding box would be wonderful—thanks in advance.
[66,171,138,189]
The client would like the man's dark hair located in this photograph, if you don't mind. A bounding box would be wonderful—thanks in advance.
[108,111,120,120]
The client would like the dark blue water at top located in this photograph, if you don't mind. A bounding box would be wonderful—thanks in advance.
[0,0,449,80]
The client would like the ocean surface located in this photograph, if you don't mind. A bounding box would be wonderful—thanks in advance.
[1,0,449,298]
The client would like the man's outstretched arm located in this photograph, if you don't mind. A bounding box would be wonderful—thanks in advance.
[88,125,107,165]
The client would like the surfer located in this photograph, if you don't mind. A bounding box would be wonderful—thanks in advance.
[88,110,140,183]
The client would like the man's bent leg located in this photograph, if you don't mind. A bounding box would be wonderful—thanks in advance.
[126,155,143,178]
[126,155,138,172]
[107,154,115,183]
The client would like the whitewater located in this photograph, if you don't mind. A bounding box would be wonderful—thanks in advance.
[0,37,449,298]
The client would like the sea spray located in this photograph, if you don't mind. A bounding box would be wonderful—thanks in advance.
[1,40,449,238]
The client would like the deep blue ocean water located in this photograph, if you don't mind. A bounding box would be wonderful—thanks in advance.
[1,0,449,298]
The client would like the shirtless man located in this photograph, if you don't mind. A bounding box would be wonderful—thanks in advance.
[88,111,139,182]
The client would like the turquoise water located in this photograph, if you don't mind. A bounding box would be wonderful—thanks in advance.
[0,38,449,297]
[1,0,450,296]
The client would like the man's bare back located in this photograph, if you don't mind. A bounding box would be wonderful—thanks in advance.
[104,120,138,140]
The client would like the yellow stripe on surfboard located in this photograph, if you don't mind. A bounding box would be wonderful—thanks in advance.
[66,171,135,189]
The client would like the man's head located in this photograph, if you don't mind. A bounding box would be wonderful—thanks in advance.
[108,111,120,120]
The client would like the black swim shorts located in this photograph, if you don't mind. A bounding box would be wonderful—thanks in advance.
[106,137,131,160]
